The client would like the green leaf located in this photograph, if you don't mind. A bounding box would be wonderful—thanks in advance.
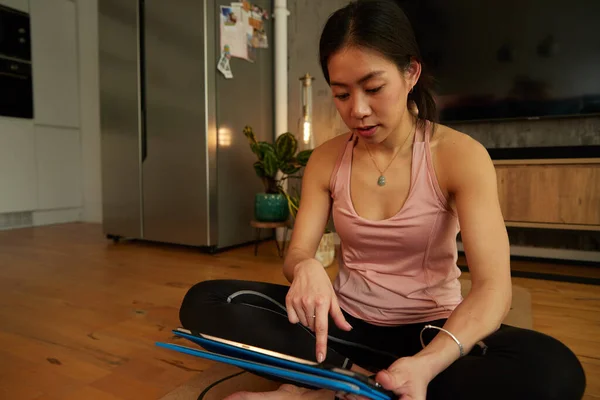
[275,132,297,162]
[250,143,260,158]
[290,196,300,208]
[253,161,265,178]
[243,125,257,145]
[263,151,278,177]
[280,162,300,175]
[288,195,300,219]
[296,149,313,166]
[258,142,276,160]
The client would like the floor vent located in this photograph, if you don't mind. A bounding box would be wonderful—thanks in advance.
[0,211,33,230]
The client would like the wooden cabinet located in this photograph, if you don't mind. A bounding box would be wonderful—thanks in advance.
[494,159,600,230]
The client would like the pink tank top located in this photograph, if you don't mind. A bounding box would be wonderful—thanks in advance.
[329,120,463,326]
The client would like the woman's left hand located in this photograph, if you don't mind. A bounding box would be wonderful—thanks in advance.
[375,356,432,400]
[337,357,432,400]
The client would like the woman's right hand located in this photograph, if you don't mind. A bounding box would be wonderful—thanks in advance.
[285,258,353,363]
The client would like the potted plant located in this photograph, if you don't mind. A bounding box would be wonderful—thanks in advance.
[243,126,312,223]
[244,126,335,266]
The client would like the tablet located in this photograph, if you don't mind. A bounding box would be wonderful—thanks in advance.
[156,341,393,400]
[174,327,320,366]
[167,328,394,400]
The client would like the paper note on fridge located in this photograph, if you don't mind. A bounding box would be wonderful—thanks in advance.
[220,5,247,60]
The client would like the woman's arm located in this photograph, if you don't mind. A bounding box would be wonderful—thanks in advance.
[282,135,354,362]
[414,130,512,380]
[282,135,347,282]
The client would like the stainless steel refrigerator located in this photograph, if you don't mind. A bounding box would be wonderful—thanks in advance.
[98,0,273,251]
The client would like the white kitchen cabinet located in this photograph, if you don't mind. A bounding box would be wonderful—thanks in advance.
[34,125,82,210]
[0,118,38,213]
[0,0,84,227]
[0,0,28,12]
[29,0,80,128]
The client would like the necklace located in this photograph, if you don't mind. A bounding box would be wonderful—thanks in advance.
[364,122,416,187]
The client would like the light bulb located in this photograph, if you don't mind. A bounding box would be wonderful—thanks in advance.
[299,73,315,148]
[303,120,311,144]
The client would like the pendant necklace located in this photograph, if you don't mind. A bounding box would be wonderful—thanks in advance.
[364,122,416,187]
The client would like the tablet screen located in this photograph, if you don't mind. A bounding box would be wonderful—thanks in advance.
[176,328,320,366]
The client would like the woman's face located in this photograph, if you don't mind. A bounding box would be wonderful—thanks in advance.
[327,46,417,143]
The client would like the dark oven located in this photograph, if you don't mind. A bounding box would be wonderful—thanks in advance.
[0,4,33,119]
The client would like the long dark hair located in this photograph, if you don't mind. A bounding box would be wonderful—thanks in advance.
[319,0,437,123]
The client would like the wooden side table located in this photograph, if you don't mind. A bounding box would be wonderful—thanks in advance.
[250,220,289,257]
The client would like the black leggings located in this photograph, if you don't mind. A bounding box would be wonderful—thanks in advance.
[179,279,586,400]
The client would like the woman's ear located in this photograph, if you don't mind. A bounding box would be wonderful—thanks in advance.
[405,58,422,91]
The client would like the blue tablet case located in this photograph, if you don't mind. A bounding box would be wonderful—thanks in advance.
[156,329,394,400]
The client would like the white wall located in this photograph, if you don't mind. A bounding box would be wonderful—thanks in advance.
[76,0,102,222]
[0,0,27,12]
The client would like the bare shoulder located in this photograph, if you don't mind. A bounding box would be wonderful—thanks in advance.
[304,132,352,188]
[311,132,352,162]
[431,124,496,193]
[433,124,489,159]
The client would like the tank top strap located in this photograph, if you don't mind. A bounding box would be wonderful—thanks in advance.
[413,119,429,143]
[420,120,450,210]
[422,120,432,143]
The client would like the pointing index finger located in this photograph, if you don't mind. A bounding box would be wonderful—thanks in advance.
[314,299,329,363]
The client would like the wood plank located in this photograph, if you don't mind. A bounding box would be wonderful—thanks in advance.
[33,386,123,400]
[581,357,600,400]
[493,158,600,165]
[496,164,600,225]
[504,221,600,232]
[459,254,600,280]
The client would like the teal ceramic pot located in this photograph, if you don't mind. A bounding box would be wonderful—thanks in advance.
[255,193,289,222]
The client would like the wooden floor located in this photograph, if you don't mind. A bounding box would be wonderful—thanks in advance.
[0,223,598,399]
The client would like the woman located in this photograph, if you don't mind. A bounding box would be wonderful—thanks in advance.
[179,0,586,399]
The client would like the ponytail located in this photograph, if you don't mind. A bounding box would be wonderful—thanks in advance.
[408,66,438,125]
